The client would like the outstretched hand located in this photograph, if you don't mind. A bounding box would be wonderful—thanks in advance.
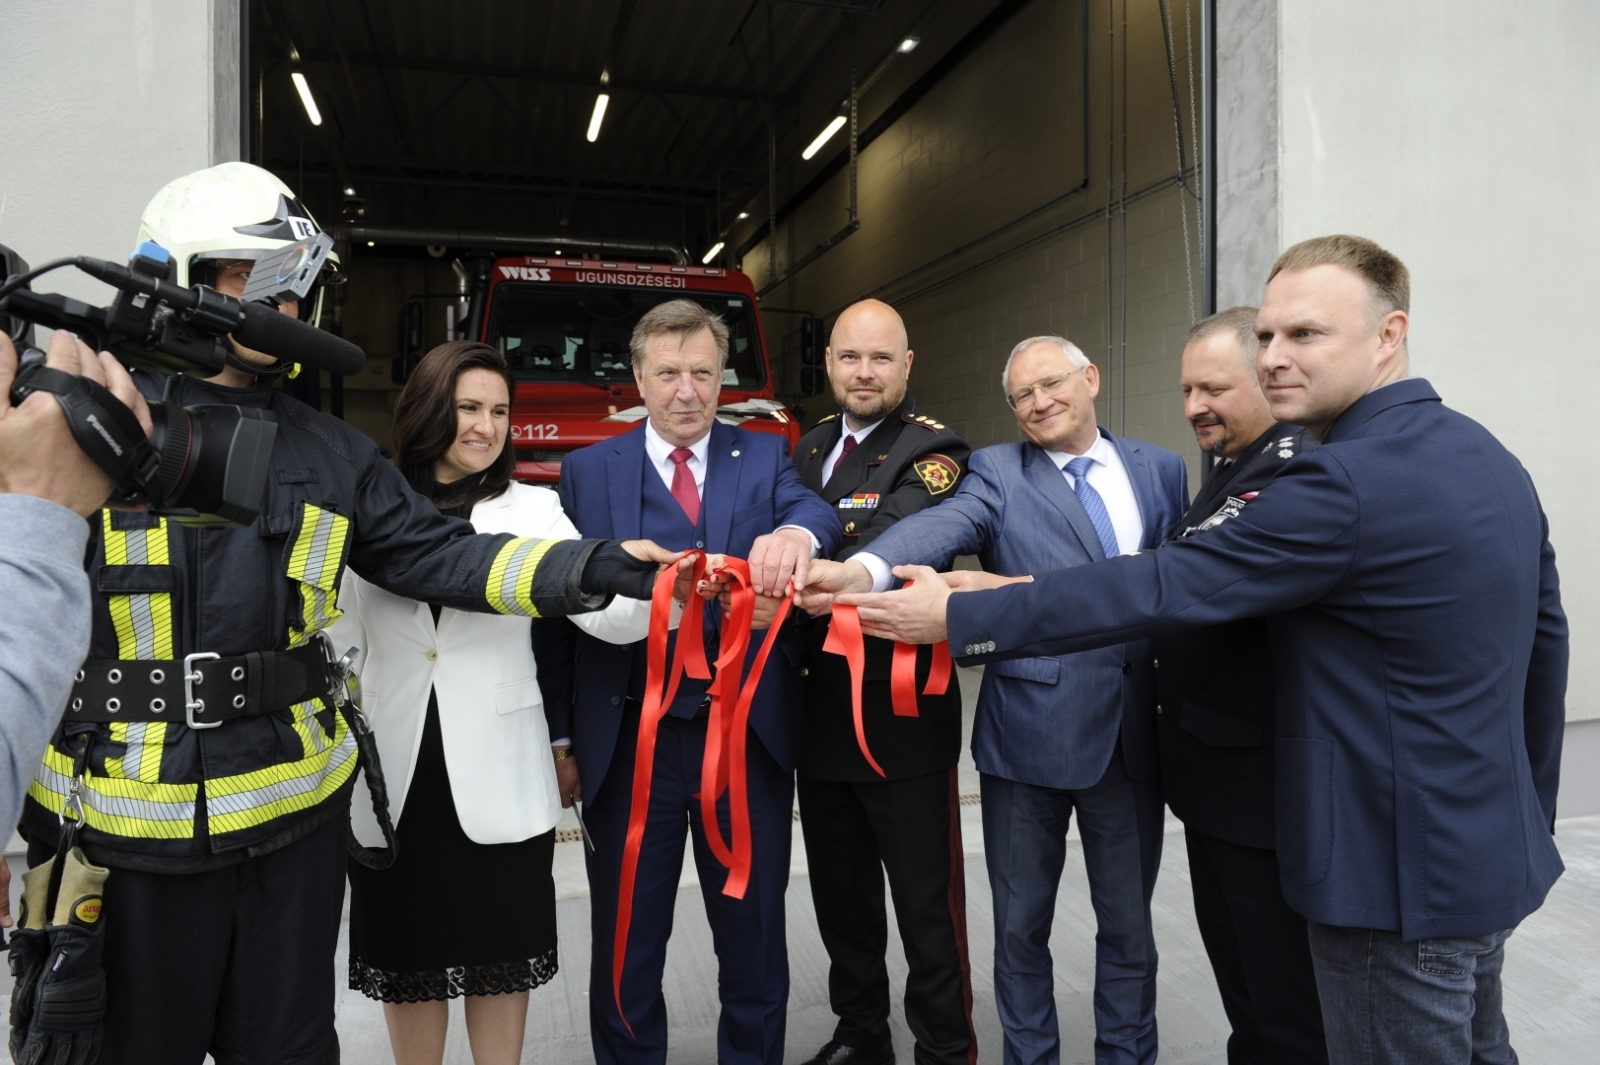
[792,558,874,616]
[745,527,814,595]
[835,564,953,644]
[0,332,153,515]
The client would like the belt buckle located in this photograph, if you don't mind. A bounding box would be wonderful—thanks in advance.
[184,651,223,730]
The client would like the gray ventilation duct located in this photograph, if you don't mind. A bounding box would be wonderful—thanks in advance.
[336,225,689,265]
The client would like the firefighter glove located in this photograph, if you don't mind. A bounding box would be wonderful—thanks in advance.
[9,848,109,1065]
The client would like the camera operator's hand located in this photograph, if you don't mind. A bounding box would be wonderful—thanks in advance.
[0,332,153,516]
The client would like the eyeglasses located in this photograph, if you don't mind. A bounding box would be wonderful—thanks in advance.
[1005,368,1083,411]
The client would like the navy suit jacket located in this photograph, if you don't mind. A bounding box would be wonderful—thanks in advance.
[861,428,1188,790]
[559,420,842,803]
[951,380,1568,940]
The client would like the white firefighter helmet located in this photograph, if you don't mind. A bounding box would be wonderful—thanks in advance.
[136,162,341,326]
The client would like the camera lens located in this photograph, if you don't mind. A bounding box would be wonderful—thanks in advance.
[145,402,193,502]
[140,403,278,526]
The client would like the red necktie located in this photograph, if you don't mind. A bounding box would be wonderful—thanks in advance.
[669,447,700,525]
[829,434,858,480]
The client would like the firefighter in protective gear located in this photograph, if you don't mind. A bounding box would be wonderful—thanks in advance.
[7,162,669,1065]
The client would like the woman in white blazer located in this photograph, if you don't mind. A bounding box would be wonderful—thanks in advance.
[331,342,651,1065]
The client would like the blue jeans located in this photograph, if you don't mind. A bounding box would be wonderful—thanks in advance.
[981,749,1165,1065]
[1307,922,1517,1065]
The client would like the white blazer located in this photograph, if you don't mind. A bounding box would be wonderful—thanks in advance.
[331,482,653,846]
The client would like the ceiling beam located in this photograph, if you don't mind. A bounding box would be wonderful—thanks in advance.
[266,159,734,204]
[770,0,885,10]
[268,48,798,105]
[345,152,749,193]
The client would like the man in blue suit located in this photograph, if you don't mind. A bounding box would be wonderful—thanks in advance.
[822,334,1188,1065]
[816,236,1569,1065]
[559,299,842,1065]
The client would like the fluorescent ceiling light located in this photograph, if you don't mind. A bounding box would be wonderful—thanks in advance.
[702,242,725,264]
[897,36,920,53]
[802,115,848,161]
[586,93,610,142]
[290,72,323,127]
[737,211,750,220]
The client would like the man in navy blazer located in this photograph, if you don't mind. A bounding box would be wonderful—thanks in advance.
[819,237,1568,1065]
[831,335,1188,1065]
[559,300,841,1065]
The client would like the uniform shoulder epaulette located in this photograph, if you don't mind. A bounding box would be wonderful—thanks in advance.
[1260,431,1302,461]
[902,411,947,432]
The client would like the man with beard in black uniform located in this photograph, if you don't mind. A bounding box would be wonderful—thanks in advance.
[790,300,975,1065]
[1160,306,1327,1064]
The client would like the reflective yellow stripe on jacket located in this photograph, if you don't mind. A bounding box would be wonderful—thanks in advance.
[98,513,183,790]
[206,704,359,836]
[28,514,200,836]
[486,537,559,617]
[287,503,351,649]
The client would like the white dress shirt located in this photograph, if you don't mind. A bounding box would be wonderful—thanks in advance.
[1048,431,1144,557]
[640,420,819,556]
[854,430,1144,592]
[643,420,709,491]
[821,416,886,482]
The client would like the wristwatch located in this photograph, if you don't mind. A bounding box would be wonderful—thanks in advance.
[552,746,575,762]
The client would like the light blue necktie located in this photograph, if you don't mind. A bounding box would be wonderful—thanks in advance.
[1065,455,1121,559]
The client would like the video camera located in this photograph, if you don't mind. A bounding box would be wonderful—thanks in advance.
[0,240,365,526]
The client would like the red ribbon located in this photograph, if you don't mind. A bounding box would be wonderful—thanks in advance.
[612,554,792,1031]
[698,560,794,901]
[891,634,952,718]
[825,582,953,777]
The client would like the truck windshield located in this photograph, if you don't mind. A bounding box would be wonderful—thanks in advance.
[487,283,766,389]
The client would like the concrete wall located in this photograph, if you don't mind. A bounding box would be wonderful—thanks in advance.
[0,0,240,303]
[1213,0,1277,310]
[740,0,1207,482]
[1271,0,1600,728]
[1240,0,1600,812]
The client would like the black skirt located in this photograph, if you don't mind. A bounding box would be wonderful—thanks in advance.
[347,693,558,1003]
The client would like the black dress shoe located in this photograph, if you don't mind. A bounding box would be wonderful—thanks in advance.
[799,1040,895,1065]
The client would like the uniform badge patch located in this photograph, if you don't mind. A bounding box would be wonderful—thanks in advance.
[1184,495,1250,537]
[839,493,881,509]
[914,454,960,495]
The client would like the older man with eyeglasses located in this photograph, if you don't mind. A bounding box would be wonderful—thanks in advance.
[795,335,1188,1065]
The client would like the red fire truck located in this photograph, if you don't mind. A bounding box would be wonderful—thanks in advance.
[472,255,803,484]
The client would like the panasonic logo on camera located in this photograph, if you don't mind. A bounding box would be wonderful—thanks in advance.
[85,413,124,456]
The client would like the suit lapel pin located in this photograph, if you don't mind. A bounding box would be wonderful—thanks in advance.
[730,449,740,457]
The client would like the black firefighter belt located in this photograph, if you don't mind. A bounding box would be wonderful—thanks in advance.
[63,640,400,870]
[65,643,334,729]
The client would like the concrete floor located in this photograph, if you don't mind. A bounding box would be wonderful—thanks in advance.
[327,820,1600,1065]
[327,669,1600,1065]
[5,669,1598,1063]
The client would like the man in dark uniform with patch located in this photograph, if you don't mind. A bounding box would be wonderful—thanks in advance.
[790,300,975,1065]
[1160,307,1326,1064]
